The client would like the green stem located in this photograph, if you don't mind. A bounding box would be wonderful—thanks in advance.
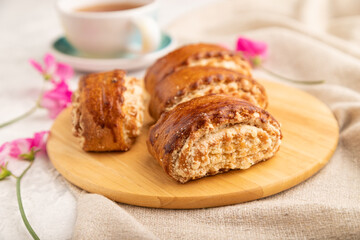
[0,104,39,129]
[0,82,46,129]
[11,172,18,178]
[16,161,40,240]
[259,66,325,85]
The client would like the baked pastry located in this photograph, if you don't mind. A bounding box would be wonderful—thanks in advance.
[147,94,282,183]
[72,69,144,152]
[148,66,267,120]
[144,43,252,95]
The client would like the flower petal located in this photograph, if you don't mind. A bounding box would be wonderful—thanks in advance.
[236,38,255,57]
[253,41,267,58]
[9,139,32,158]
[55,62,74,82]
[236,37,267,59]
[44,53,56,71]
[0,142,11,163]
[41,80,72,119]
[0,131,49,165]
[31,131,49,153]
[29,59,44,73]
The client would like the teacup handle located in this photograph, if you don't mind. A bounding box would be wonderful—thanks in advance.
[131,16,161,53]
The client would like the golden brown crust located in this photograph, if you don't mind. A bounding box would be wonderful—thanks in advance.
[72,69,144,152]
[148,66,267,119]
[147,94,282,183]
[144,43,252,95]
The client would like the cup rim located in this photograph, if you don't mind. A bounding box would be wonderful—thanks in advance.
[56,0,157,18]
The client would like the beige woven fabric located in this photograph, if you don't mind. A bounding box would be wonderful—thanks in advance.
[72,0,360,239]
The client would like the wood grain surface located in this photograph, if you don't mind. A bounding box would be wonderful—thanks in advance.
[47,79,339,209]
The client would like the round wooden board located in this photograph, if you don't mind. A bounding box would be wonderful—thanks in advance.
[47,80,339,209]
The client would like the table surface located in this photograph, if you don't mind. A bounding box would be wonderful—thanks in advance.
[0,0,219,239]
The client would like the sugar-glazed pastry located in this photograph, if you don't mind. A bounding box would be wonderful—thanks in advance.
[72,69,144,152]
[147,94,282,183]
[144,43,252,94]
[148,66,267,120]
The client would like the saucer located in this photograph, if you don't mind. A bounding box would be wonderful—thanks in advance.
[50,33,176,72]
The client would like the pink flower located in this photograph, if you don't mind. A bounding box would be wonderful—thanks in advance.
[41,80,72,119]
[56,62,73,81]
[0,142,11,165]
[30,131,48,153]
[0,131,49,164]
[9,139,32,159]
[236,37,267,66]
[0,131,48,181]
[29,53,73,83]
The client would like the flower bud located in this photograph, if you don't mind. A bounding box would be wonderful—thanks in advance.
[0,163,12,180]
[19,148,40,161]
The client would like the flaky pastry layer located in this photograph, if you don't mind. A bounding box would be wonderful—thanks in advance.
[72,70,144,152]
[147,94,282,183]
[148,66,267,119]
[144,43,252,95]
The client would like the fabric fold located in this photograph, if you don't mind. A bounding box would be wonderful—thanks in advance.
[72,194,158,240]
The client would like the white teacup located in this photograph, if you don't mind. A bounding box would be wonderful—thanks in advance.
[56,0,161,57]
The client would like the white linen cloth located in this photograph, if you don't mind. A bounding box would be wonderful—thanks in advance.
[1,0,359,239]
